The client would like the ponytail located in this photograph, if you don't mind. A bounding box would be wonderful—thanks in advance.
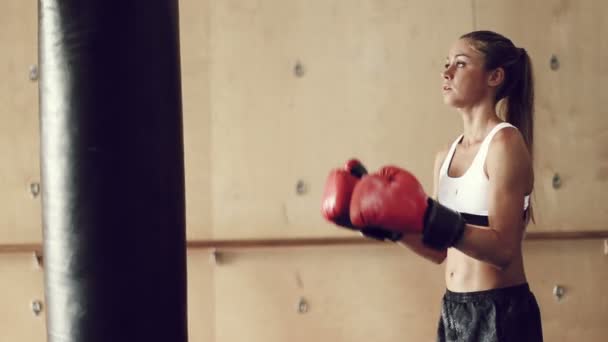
[504,50,535,224]
[503,49,534,158]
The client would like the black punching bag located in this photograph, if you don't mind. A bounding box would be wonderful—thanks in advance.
[38,1,188,342]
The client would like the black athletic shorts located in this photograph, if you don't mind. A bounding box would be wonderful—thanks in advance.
[437,283,543,342]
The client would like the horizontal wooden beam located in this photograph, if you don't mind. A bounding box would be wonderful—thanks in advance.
[524,231,608,241]
[0,243,42,254]
[1,231,607,255]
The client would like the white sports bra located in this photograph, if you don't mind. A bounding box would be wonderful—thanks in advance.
[437,122,530,225]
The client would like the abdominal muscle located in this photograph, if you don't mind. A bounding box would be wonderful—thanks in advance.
[445,247,528,292]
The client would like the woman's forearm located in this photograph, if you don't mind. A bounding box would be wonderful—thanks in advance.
[453,224,518,270]
[398,234,447,264]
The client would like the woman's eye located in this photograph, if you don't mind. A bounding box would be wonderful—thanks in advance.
[456,61,465,67]
[444,63,450,69]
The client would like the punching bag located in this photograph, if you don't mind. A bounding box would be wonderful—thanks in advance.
[38,1,188,341]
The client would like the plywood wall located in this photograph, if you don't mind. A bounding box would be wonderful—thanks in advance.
[0,254,46,342]
[208,240,607,342]
[205,0,469,240]
[0,0,606,341]
[181,0,213,241]
[0,1,46,340]
[0,0,40,244]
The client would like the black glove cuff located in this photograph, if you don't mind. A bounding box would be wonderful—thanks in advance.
[360,227,403,242]
[422,198,466,250]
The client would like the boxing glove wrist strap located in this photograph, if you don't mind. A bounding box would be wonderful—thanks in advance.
[360,227,403,242]
[421,198,466,250]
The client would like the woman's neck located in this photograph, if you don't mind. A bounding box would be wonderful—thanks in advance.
[458,100,501,147]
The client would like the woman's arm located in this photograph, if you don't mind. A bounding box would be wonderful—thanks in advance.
[452,128,533,270]
[397,147,450,264]
[398,234,447,264]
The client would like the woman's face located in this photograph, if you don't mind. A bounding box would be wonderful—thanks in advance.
[441,38,493,109]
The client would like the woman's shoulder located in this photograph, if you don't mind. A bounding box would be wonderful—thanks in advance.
[486,125,534,189]
[488,125,529,159]
[434,140,454,171]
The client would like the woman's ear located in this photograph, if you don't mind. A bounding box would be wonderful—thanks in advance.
[487,67,505,87]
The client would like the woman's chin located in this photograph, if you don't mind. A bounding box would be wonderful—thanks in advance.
[442,96,461,108]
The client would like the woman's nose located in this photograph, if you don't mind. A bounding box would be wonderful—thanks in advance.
[442,67,452,80]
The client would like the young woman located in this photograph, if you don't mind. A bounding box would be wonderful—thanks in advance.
[322,30,543,341]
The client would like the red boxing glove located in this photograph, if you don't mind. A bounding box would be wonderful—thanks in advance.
[350,166,427,234]
[350,166,467,249]
[321,159,368,229]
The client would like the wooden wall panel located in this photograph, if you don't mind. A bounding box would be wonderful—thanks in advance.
[474,0,608,231]
[213,245,445,342]
[0,254,46,342]
[209,0,471,239]
[0,0,41,243]
[0,252,217,342]
[524,240,608,341]
[212,240,607,342]
[187,250,216,342]
[181,0,213,240]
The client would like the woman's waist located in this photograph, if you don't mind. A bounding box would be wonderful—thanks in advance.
[445,250,526,292]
